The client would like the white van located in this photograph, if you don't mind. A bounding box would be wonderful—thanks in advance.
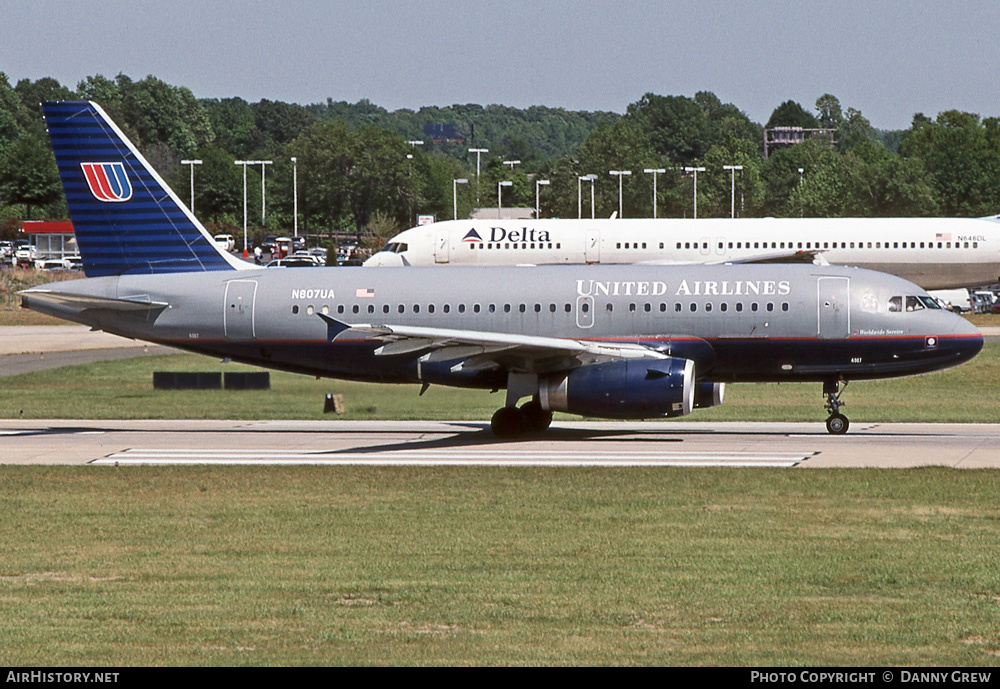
[213,234,235,252]
[929,289,972,313]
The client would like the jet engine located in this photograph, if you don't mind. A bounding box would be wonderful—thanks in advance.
[694,382,725,409]
[539,357,695,419]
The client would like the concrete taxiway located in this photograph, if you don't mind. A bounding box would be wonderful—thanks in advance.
[2,419,999,468]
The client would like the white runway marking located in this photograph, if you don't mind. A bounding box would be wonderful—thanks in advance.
[93,448,814,467]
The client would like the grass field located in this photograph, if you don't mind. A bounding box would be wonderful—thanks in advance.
[1,467,999,665]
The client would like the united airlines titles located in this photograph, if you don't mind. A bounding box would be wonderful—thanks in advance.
[575,279,792,298]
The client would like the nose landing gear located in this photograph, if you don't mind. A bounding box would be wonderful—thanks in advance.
[823,379,849,434]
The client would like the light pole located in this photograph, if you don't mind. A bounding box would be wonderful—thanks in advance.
[453,178,468,220]
[535,179,550,219]
[498,181,512,218]
[586,174,597,219]
[723,165,743,218]
[503,159,521,171]
[643,168,665,218]
[468,148,488,203]
[258,160,273,227]
[180,159,201,214]
[291,157,298,238]
[683,166,706,219]
[234,160,251,256]
[609,170,631,218]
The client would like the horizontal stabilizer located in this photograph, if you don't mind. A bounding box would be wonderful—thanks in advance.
[19,290,169,313]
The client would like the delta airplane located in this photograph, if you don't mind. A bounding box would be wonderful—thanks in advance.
[364,216,1000,291]
[21,102,983,436]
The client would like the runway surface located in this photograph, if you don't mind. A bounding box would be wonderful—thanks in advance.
[3,419,999,468]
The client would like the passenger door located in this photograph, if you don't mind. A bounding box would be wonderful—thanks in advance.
[817,277,850,339]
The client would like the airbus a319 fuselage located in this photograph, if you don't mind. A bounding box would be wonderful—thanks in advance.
[21,101,984,436]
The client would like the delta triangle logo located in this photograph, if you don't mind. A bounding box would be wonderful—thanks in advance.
[462,228,483,243]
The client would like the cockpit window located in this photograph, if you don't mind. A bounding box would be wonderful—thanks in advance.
[395,243,407,253]
[381,243,397,253]
[889,295,942,313]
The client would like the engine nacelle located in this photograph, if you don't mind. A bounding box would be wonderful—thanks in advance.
[539,357,695,419]
[694,382,725,409]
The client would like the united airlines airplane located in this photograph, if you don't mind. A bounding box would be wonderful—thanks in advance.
[364,216,1000,291]
[21,102,983,436]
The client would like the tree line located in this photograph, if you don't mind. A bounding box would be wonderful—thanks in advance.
[1,72,999,247]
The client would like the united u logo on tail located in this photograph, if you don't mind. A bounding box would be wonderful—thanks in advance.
[80,162,133,202]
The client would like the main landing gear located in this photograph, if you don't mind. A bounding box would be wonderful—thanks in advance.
[823,379,849,435]
[490,398,553,438]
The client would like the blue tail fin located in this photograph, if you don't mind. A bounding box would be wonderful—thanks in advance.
[43,101,247,277]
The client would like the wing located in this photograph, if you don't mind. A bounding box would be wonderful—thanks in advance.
[638,249,829,266]
[317,314,668,373]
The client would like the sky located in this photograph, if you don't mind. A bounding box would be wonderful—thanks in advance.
[3,0,999,131]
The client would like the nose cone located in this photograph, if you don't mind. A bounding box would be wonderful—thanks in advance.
[942,314,983,366]
[362,252,399,267]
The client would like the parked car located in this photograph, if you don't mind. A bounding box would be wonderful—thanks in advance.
[0,241,12,259]
[15,245,37,267]
[213,234,236,252]
[265,257,322,268]
[62,254,83,270]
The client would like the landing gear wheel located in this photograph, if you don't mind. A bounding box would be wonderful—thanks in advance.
[519,399,553,433]
[490,407,524,438]
[826,413,849,435]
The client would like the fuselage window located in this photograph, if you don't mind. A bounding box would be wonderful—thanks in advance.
[488,304,496,313]
[473,304,481,313]
[428,304,435,314]
[690,303,697,312]
[503,304,511,313]
[659,302,667,312]
[549,303,556,313]
[751,302,759,312]
[606,303,614,313]
[782,303,789,312]
[565,303,571,313]
[383,304,390,314]
[443,304,450,313]
[338,305,345,314]
[352,305,359,314]
[519,304,526,313]
[459,304,466,313]
[705,302,713,312]
[766,302,774,312]
[628,303,636,313]
[534,304,541,313]
[736,302,743,312]
[412,304,419,314]
[675,303,682,312]
[581,302,589,313]
[291,305,299,314]
[306,306,314,315]
[720,302,728,312]
[398,304,405,314]
[644,303,651,312]
[676,242,682,249]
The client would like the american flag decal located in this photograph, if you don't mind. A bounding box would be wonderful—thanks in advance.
[935,232,952,241]
[356,288,375,298]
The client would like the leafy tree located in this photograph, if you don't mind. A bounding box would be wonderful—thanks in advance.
[766,100,820,129]
[901,110,1000,216]
[0,135,63,218]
